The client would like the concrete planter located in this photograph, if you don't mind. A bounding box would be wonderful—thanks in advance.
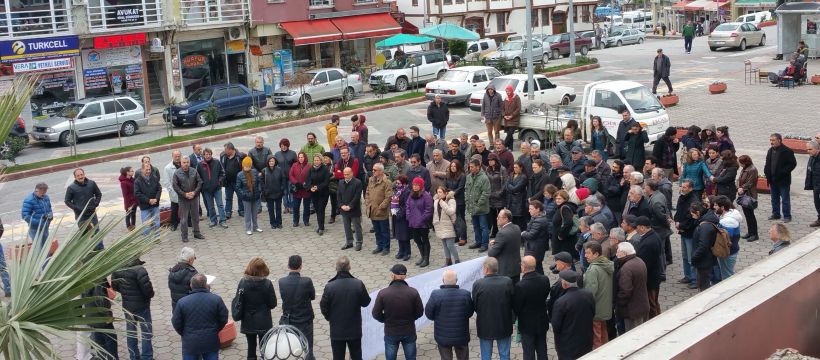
[659,94,679,107]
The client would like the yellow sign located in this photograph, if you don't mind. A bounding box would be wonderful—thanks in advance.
[226,40,245,55]
[375,53,386,67]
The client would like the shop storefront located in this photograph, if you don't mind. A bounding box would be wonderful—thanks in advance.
[178,38,227,97]
[81,44,146,105]
[0,35,80,122]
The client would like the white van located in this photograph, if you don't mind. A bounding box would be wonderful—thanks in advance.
[463,38,498,61]
[604,15,624,27]
[622,11,652,31]
[735,11,771,25]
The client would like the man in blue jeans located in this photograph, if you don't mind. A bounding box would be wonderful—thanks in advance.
[221,142,245,218]
[372,264,423,360]
[172,274,228,360]
[112,258,155,360]
[21,182,53,246]
[134,163,163,237]
[764,133,797,223]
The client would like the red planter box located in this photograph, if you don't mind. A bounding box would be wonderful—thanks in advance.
[219,319,237,348]
[6,240,59,259]
[659,94,679,107]
[811,75,820,85]
[783,138,809,154]
[709,83,727,94]
[159,206,171,226]
[756,178,771,194]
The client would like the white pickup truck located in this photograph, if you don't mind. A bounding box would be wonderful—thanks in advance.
[508,80,670,147]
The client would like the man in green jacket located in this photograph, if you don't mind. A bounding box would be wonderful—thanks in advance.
[466,158,491,252]
[583,241,614,349]
[301,132,326,164]
[682,20,695,54]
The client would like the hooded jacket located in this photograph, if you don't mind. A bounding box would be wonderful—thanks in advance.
[561,173,580,205]
[325,121,339,149]
[466,169,490,215]
[583,255,614,321]
[480,86,503,121]
[691,210,720,269]
[406,190,433,229]
[119,174,137,210]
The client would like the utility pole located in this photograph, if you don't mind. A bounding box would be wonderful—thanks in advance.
[568,0,576,64]
[526,0,534,100]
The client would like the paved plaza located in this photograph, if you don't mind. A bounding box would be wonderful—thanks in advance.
[2,38,820,359]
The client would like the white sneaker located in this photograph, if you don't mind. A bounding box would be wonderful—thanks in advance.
[246,231,252,235]
[255,228,263,233]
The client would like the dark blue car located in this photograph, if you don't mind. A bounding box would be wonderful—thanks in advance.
[166,84,267,127]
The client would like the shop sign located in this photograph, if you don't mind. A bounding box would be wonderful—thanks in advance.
[12,57,73,73]
[38,71,76,92]
[125,64,143,89]
[226,40,245,55]
[0,35,80,62]
[82,46,142,68]
[182,54,207,68]
[111,5,143,24]
[83,68,109,89]
[94,33,148,49]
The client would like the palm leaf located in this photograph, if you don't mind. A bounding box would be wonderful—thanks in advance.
[0,74,38,150]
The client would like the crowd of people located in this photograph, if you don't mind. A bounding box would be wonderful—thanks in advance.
[4,103,820,359]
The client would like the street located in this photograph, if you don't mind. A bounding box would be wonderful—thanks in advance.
[3,25,820,359]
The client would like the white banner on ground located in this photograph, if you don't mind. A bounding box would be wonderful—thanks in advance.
[361,256,487,360]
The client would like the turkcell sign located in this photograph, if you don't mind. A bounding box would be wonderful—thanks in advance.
[12,57,73,73]
[0,35,80,61]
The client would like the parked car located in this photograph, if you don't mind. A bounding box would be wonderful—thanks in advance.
[463,38,498,61]
[484,39,547,69]
[369,50,449,92]
[166,84,267,127]
[273,68,363,108]
[468,74,576,112]
[1,115,28,158]
[579,31,603,50]
[31,96,147,146]
[546,32,592,59]
[708,22,766,51]
[604,28,646,47]
[425,66,502,105]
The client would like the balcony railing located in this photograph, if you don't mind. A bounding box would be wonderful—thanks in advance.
[180,0,247,26]
[0,0,72,38]
[87,0,163,31]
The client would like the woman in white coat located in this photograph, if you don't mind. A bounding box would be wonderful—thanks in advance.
[432,186,459,266]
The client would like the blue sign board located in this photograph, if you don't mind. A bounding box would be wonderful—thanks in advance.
[0,35,81,62]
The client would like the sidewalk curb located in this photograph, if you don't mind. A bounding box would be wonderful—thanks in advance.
[544,63,601,77]
[2,95,427,182]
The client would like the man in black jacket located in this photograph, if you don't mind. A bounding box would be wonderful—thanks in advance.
[134,163,162,237]
[514,256,551,360]
[633,216,664,318]
[674,179,699,289]
[551,269,595,360]
[320,256,371,360]
[372,264,424,360]
[652,48,673,94]
[168,246,197,310]
[764,133,797,222]
[615,107,638,160]
[425,269,474,360]
[221,142,246,218]
[198,148,228,229]
[689,204,718,292]
[489,209,522,285]
[807,140,820,227]
[472,257,514,360]
[64,168,102,233]
[338,167,364,251]
[427,95,449,140]
[171,274,228,360]
[112,258,155,360]
[279,255,316,360]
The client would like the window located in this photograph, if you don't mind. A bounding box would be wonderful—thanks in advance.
[2,0,72,37]
[443,0,453,5]
[582,6,591,23]
[313,72,329,85]
[480,42,489,50]
[522,81,537,92]
[412,0,418,6]
[355,0,376,3]
[542,8,550,25]
[213,89,229,100]
[486,68,502,79]
[103,101,121,114]
[473,71,488,83]
[456,0,464,3]
[496,12,507,33]
[593,90,624,111]
[87,0,163,31]
[573,6,579,23]
[180,0,247,25]
[425,52,446,64]
[117,98,138,111]
[328,70,343,82]
[537,77,554,90]
[310,0,332,5]
[80,103,102,119]
[228,87,246,97]
[468,44,479,53]
[532,11,539,27]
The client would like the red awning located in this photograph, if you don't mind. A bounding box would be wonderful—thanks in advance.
[401,20,419,35]
[684,0,709,10]
[672,0,692,8]
[280,19,342,46]
[331,13,402,40]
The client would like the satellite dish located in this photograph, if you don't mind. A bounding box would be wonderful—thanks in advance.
[259,325,309,360]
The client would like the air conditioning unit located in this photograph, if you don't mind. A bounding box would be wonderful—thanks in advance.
[226,27,245,41]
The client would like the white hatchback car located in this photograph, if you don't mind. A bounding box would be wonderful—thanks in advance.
[425,66,502,106]
[468,74,576,112]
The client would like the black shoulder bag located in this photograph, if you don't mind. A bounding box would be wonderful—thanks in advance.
[279,278,301,325]
[231,279,245,322]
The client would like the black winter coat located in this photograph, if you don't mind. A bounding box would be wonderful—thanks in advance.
[713,164,739,200]
[691,211,719,270]
[472,274,514,340]
[764,145,797,186]
[807,154,820,191]
[337,178,363,217]
[319,271,371,340]
[635,229,664,290]
[306,165,332,198]
[133,173,162,210]
[262,165,287,200]
[64,179,102,220]
[551,287,595,360]
[522,213,550,254]
[197,158,225,193]
[652,135,680,169]
[278,272,315,324]
[171,289,229,355]
[237,276,278,334]
[514,272,551,335]
[623,130,649,169]
[445,174,466,206]
[425,285,474,346]
[528,169,548,200]
[168,262,197,309]
[505,173,528,217]
[111,259,154,312]
[674,191,698,238]
[552,202,579,255]
[616,118,639,158]
[372,280,424,337]
[427,101,450,128]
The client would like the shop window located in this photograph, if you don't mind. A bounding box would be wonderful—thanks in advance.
[31,72,76,119]
[179,38,227,97]
[542,8,550,25]
[573,6,579,23]
[1,0,72,37]
[181,0,247,25]
[87,0,162,31]
[340,39,370,73]
[496,13,506,33]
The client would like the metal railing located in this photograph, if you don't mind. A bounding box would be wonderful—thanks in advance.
[0,5,72,38]
[179,0,247,25]
[87,0,163,31]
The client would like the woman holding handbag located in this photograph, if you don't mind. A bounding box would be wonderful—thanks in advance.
[432,186,459,266]
[737,155,759,242]
[711,150,739,201]
[235,257,277,360]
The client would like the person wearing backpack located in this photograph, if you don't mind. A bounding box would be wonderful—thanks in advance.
[713,196,742,282]
[689,203,719,291]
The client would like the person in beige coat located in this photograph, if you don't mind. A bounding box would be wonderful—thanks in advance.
[366,163,394,255]
[432,186,459,266]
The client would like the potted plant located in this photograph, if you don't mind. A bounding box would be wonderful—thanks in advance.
[811,74,820,85]
[708,81,727,94]
[782,134,811,154]
[658,93,679,107]
[756,175,770,194]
